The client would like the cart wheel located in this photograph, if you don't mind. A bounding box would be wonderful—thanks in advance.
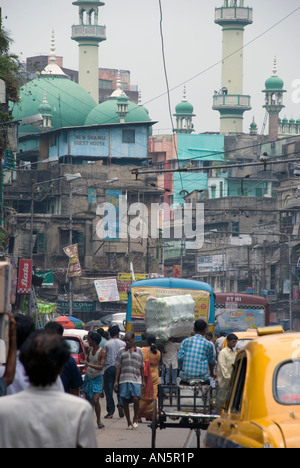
[151,398,157,448]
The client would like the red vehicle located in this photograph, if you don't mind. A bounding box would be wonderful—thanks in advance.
[63,335,86,375]
[214,293,270,335]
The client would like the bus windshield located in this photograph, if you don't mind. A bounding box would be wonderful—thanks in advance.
[214,293,269,335]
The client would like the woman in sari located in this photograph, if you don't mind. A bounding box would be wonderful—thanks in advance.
[138,334,161,422]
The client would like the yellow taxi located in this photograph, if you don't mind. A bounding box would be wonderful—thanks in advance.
[206,328,300,448]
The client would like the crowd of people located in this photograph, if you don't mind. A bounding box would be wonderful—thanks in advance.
[0,313,238,448]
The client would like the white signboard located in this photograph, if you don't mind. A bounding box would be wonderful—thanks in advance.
[197,254,224,273]
[94,279,120,302]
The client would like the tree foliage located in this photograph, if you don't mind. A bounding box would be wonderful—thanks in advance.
[0,20,22,122]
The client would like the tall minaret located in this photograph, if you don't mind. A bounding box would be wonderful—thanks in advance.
[213,0,253,134]
[71,0,106,102]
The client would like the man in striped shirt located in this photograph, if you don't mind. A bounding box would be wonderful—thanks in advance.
[178,319,215,384]
[114,332,145,429]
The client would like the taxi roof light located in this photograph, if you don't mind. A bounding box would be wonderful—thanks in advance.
[257,326,284,336]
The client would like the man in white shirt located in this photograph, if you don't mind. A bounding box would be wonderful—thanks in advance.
[0,331,97,448]
[216,333,238,406]
[161,338,180,396]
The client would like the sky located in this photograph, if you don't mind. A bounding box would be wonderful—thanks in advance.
[2,0,300,135]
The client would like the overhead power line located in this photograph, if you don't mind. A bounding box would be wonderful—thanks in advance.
[131,155,300,178]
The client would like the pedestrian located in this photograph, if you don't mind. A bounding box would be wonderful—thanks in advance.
[161,337,180,396]
[177,319,215,384]
[114,331,145,429]
[0,314,17,397]
[215,332,227,361]
[96,327,107,398]
[103,324,125,419]
[44,321,83,396]
[96,327,107,348]
[205,330,216,388]
[0,313,36,394]
[81,331,106,429]
[138,334,161,422]
[216,333,238,406]
[0,331,97,448]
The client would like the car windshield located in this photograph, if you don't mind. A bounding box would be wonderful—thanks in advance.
[275,360,300,405]
[235,339,252,351]
[65,339,81,354]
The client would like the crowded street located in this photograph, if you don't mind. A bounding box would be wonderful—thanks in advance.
[1,0,300,450]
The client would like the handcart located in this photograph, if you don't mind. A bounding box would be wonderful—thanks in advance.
[151,380,219,448]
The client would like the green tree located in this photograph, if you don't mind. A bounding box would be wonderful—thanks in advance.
[0,10,22,124]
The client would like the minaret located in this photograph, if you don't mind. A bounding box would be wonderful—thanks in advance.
[71,0,106,102]
[39,90,53,131]
[213,0,253,134]
[262,58,286,142]
[174,87,195,134]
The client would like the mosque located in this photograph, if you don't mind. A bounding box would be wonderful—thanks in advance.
[3,0,300,324]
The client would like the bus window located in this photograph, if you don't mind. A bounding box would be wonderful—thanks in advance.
[215,293,269,335]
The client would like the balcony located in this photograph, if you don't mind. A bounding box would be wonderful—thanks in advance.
[215,7,253,25]
[71,24,106,42]
[213,93,251,112]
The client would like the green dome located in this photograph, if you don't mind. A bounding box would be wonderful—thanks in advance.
[39,100,52,114]
[264,75,284,90]
[85,98,151,126]
[12,75,97,134]
[175,100,194,115]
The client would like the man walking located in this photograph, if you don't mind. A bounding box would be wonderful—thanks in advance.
[114,332,145,429]
[103,324,125,419]
[178,319,215,384]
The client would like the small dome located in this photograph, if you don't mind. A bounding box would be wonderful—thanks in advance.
[265,75,284,90]
[264,57,284,90]
[175,100,194,115]
[38,89,52,114]
[85,97,151,126]
[174,87,194,115]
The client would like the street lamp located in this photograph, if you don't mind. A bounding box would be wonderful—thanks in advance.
[266,231,293,330]
[65,173,82,317]
[30,172,82,317]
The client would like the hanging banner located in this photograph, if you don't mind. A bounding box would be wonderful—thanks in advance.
[63,244,82,278]
[17,259,33,294]
[117,273,149,300]
[94,279,120,302]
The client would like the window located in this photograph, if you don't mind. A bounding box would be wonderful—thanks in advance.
[99,79,112,89]
[275,359,300,405]
[33,232,46,254]
[229,357,247,414]
[232,221,239,237]
[122,129,135,144]
[60,230,85,257]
